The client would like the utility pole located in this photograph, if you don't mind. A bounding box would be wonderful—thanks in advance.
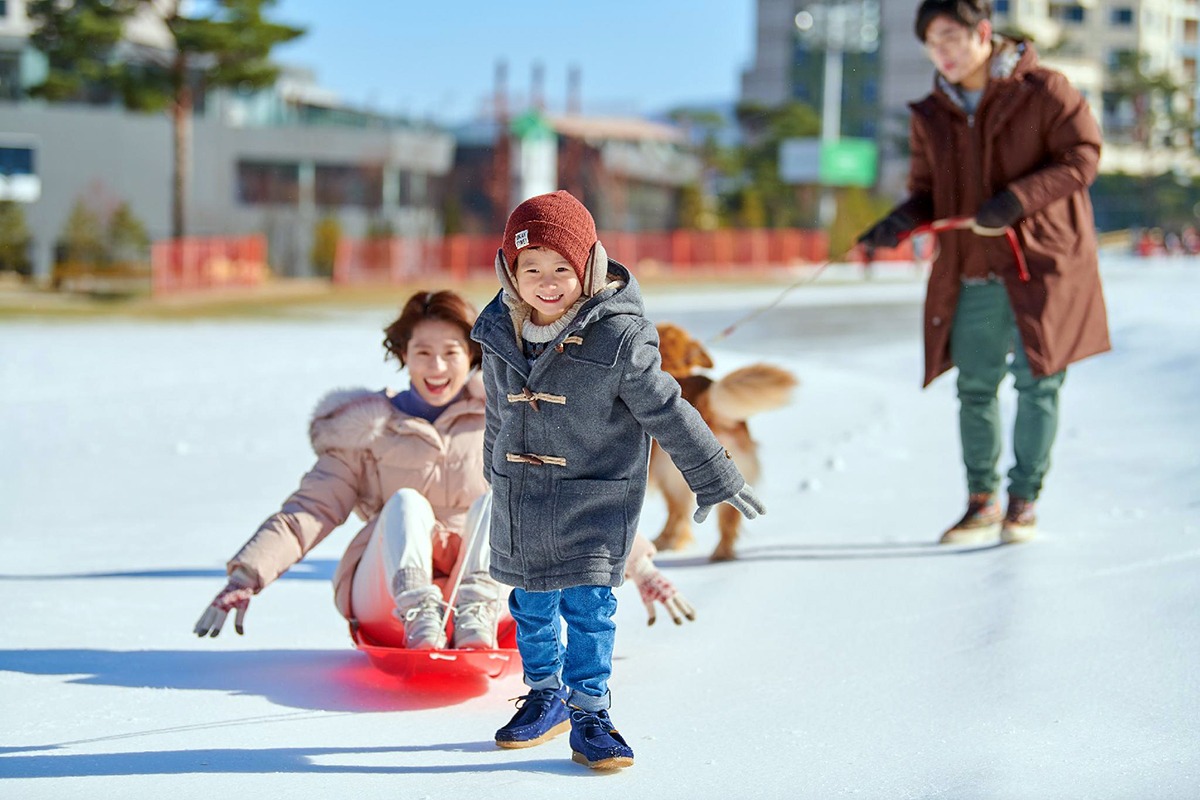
[794,1,880,227]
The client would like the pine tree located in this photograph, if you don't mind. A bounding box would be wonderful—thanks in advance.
[107,202,150,265]
[0,201,33,276]
[733,101,822,228]
[28,0,304,239]
[60,199,106,268]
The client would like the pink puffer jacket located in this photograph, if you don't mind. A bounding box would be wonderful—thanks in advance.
[227,376,489,621]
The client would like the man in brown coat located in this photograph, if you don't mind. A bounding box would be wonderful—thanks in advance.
[858,0,1110,544]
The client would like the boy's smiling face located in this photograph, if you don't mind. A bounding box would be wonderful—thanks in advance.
[514,246,583,325]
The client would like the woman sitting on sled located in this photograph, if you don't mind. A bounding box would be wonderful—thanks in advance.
[193,289,692,650]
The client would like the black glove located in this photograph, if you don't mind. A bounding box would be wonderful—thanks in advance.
[857,210,915,250]
[973,190,1023,234]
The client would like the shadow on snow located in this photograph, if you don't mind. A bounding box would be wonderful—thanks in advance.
[0,646,498,714]
[656,540,1003,568]
[0,559,338,582]
[0,745,588,778]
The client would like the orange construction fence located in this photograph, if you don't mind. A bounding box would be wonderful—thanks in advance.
[152,234,269,296]
[333,228,858,285]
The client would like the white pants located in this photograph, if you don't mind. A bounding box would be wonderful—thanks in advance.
[351,488,497,647]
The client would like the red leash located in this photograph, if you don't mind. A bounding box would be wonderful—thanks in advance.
[899,215,1030,282]
[708,216,1029,344]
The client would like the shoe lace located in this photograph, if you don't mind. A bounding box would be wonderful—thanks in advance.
[569,707,611,736]
[403,595,447,625]
[508,688,559,712]
[454,599,497,625]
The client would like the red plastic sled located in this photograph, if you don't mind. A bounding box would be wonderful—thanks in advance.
[353,618,520,680]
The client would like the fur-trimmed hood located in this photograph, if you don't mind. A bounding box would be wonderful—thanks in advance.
[308,374,486,455]
[933,36,1027,111]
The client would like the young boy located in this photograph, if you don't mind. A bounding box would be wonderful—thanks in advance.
[471,190,764,770]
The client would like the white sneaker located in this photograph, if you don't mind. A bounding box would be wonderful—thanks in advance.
[452,574,501,650]
[394,585,447,650]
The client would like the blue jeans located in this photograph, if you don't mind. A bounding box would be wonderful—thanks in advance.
[508,585,617,712]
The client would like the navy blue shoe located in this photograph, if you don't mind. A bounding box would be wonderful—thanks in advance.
[494,687,571,749]
[568,707,635,770]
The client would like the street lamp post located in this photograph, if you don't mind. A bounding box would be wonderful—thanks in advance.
[795,1,880,227]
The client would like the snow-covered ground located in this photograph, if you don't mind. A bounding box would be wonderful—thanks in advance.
[2,257,1197,799]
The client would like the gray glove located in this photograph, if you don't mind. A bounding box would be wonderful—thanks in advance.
[693,483,765,524]
[194,569,256,637]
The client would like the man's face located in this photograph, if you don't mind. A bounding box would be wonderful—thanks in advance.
[923,16,992,87]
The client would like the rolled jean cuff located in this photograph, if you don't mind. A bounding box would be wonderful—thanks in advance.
[525,674,561,691]
[567,689,611,712]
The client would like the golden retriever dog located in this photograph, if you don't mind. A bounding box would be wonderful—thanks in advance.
[649,322,798,561]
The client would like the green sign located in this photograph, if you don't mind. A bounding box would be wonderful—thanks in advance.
[818,138,877,187]
[510,110,555,141]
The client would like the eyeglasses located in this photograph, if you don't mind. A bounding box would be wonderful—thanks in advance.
[923,26,974,52]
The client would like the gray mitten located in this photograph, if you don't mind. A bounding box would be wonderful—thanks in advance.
[693,483,766,524]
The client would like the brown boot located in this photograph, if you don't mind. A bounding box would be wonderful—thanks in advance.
[939,493,1002,544]
[1001,497,1037,544]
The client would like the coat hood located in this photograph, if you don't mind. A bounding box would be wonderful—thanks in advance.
[309,389,392,455]
[308,375,486,455]
[472,259,645,370]
[572,259,645,326]
[928,36,1032,112]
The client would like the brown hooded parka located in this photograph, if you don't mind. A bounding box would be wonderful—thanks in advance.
[895,38,1111,386]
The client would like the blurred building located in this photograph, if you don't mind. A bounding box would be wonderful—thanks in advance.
[446,63,701,237]
[448,112,701,236]
[741,0,1200,197]
[0,0,453,281]
[741,0,928,195]
[995,0,1200,176]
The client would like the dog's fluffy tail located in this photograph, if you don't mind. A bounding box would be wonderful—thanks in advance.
[707,363,798,422]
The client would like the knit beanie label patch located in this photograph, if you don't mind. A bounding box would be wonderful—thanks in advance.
[515,229,529,249]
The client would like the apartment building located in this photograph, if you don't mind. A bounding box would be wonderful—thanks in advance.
[997,0,1200,174]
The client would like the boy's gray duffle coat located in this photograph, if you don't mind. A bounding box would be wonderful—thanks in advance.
[471,261,745,592]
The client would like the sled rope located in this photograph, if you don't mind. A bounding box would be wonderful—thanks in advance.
[439,491,494,635]
[707,216,1028,344]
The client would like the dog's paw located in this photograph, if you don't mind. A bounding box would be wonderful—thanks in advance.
[653,531,694,552]
[709,544,737,562]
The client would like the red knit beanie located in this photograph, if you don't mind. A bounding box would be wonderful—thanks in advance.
[501,190,597,282]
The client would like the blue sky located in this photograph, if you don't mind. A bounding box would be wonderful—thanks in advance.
[271,0,755,123]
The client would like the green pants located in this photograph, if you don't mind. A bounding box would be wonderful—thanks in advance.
[950,281,1066,501]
